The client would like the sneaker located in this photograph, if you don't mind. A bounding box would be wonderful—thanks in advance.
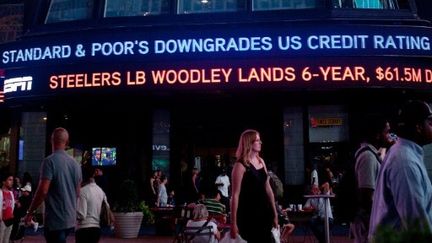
[33,222,39,232]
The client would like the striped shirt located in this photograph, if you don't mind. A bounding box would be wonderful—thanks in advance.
[198,199,226,215]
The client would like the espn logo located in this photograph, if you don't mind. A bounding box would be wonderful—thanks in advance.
[3,76,33,93]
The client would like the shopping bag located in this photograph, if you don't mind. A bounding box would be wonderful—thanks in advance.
[271,226,281,243]
[100,199,114,226]
[219,231,247,243]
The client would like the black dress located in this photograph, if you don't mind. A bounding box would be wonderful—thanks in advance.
[237,162,274,243]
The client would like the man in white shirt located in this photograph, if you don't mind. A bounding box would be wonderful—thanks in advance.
[76,166,111,243]
[215,168,230,212]
[311,164,319,187]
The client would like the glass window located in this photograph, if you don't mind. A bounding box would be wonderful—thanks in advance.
[253,0,322,10]
[178,0,246,14]
[353,0,397,9]
[46,0,94,23]
[0,130,11,170]
[0,4,24,43]
[308,105,349,143]
[17,112,47,180]
[283,107,305,185]
[333,0,400,9]
[105,0,170,17]
[152,110,170,176]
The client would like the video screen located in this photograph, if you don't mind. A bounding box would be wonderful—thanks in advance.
[92,147,117,166]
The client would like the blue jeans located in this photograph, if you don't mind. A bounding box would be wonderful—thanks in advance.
[44,227,74,243]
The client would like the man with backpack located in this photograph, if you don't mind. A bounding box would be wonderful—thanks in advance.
[351,116,392,243]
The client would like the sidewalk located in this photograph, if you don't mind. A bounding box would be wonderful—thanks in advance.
[21,234,353,243]
[15,226,173,243]
[20,227,354,243]
[21,235,172,243]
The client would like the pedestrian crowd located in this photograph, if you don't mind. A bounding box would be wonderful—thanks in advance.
[2,100,432,243]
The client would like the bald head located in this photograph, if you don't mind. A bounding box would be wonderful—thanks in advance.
[51,127,69,150]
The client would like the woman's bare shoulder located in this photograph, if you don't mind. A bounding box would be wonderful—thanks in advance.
[232,162,246,173]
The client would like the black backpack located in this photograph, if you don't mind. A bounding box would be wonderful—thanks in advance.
[334,146,380,222]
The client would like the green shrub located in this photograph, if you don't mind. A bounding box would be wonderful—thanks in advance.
[373,221,432,243]
[139,201,155,225]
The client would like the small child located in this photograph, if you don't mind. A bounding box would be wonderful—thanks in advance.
[168,190,176,206]
[10,185,39,242]
[276,204,295,243]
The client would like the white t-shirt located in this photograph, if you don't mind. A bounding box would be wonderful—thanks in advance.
[215,175,230,198]
[311,169,319,186]
[77,182,106,229]
[158,184,168,207]
[185,219,218,243]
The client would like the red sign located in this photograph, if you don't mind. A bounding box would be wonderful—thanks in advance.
[311,117,343,127]
[0,91,4,103]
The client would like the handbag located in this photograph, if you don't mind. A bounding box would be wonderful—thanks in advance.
[271,227,281,243]
[219,230,247,243]
[100,199,114,227]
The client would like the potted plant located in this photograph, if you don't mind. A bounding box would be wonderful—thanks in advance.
[139,201,155,226]
[112,179,144,238]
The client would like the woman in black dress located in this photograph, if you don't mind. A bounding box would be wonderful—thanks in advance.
[230,129,278,243]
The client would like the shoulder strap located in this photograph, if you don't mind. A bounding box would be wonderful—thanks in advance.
[355,146,381,163]
[187,219,212,241]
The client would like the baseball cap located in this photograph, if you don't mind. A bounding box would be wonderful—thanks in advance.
[21,184,32,192]
[399,100,432,126]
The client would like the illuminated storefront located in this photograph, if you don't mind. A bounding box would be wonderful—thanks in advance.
[1,0,432,202]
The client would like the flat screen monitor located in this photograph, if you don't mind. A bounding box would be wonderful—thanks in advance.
[92,147,117,166]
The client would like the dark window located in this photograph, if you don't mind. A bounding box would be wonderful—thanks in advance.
[46,0,94,23]
[178,0,246,14]
[105,0,170,17]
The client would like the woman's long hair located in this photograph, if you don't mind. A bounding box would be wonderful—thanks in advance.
[235,129,262,167]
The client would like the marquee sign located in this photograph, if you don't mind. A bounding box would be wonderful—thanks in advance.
[0,22,432,101]
[3,56,432,96]
[1,23,431,68]
[0,69,4,103]
[2,33,430,66]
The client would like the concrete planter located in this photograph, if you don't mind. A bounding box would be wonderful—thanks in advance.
[113,212,143,238]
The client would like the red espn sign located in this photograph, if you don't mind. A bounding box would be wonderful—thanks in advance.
[0,91,4,103]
